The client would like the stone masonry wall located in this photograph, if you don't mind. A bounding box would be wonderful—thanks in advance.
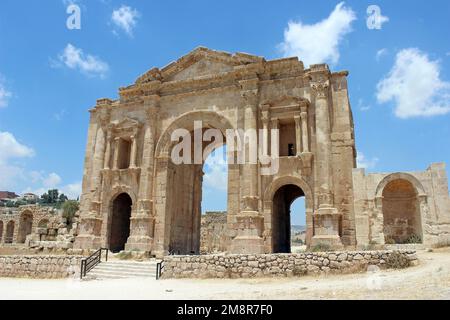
[200,212,229,254]
[0,255,83,279]
[162,250,417,279]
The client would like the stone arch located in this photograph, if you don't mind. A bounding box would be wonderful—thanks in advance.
[375,173,426,199]
[108,192,133,253]
[263,176,314,252]
[17,210,34,243]
[5,220,15,244]
[376,174,424,244]
[155,110,235,158]
[153,110,235,256]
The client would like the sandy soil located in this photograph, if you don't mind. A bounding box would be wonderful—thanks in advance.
[1,248,450,300]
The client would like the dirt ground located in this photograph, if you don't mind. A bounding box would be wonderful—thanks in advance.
[1,248,450,300]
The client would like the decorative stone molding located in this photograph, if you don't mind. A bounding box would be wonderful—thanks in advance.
[310,79,330,99]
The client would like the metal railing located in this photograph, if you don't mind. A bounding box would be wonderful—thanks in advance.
[156,261,165,280]
[80,248,109,280]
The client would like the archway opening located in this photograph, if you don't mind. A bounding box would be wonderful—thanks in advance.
[109,193,132,253]
[382,179,422,244]
[290,197,307,253]
[272,184,306,253]
[5,221,15,244]
[18,212,33,244]
[200,146,228,254]
[0,221,3,242]
[166,127,228,255]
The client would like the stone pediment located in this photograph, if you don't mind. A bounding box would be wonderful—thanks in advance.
[262,96,310,108]
[135,47,264,84]
[112,117,141,136]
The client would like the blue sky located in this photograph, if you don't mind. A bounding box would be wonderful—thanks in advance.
[1,1,449,225]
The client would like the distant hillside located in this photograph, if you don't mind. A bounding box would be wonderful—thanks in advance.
[291,225,306,233]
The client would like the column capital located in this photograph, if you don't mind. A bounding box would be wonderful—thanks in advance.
[310,80,330,99]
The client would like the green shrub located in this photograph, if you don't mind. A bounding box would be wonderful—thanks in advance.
[116,251,134,260]
[385,236,396,245]
[405,234,422,244]
[386,251,410,269]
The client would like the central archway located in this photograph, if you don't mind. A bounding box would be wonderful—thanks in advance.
[154,111,234,255]
[18,211,33,244]
[109,193,132,253]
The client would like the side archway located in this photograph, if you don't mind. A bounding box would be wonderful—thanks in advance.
[18,211,33,244]
[108,193,133,253]
[376,173,425,244]
[5,221,15,244]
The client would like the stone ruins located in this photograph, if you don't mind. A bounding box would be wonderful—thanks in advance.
[0,205,77,252]
[60,47,450,257]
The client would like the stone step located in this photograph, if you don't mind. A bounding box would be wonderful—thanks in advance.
[88,270,156,278]
[83,261,160,281]
[93,265,156,273]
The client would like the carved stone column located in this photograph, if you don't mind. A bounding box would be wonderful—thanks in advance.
[300,109,309,153]
[294,114,302,156]
[112,137,120,170]
[230,79,264,254]
[75,108,110,250]
[127,101,159,252]
[103,131,112,170]
[310,71,342,247]
[129,135,137,169]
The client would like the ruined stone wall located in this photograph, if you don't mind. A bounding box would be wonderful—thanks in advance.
[0,255,83,279]
[162,250,417,279]
[200,212,228,254]
[353,163,450,247]
[0,205,79,252]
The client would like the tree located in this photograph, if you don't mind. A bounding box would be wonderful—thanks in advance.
[40,189,68,206]
[62,200,79,229]
[59,193,68,203]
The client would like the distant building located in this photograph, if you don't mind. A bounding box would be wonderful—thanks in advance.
[21,193,38,202]
[0,191,19,205]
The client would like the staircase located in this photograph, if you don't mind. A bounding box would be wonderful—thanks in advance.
[83,260,158,280]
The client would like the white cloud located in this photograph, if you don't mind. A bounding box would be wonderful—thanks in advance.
[203,147,228,192]
[57,43,109,78]
[43,173,62,188]
[377,48,450,118]
[279,2,356,67]
[0,77,12,108]
[0,131,34,190]
[357,152,379,169]
[111,5,140,37]
[0,131,35,162]
[61,181,82,200]
[376,48,388,61]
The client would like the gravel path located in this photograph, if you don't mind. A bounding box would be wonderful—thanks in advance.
[1,249,449,300]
